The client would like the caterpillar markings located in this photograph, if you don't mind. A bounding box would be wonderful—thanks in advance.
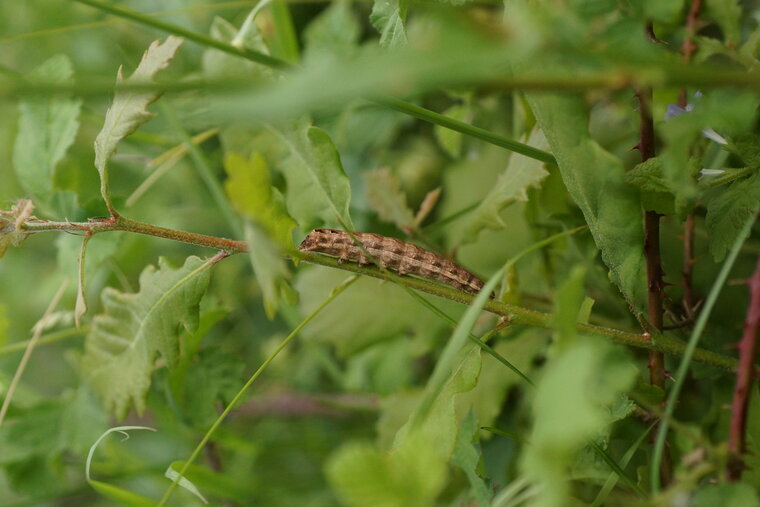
[299,229,486,295]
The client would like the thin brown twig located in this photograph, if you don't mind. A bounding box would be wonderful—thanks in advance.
[727,254,760,481]
[679,0,703,107]
[636,83,673,486]
[679,1,703,322]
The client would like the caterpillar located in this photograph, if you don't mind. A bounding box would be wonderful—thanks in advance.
[298,229,486,295]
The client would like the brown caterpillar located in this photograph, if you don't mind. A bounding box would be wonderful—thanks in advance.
[298,229,486,294]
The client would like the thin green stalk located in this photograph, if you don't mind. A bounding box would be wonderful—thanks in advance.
[0,327,88,356]
[481,426,526,443]
[71,0,554,164]
[377,96,556,165]
[157,275,357,506]
[651,212,758,493]
[423,201,480,233]
[73,0,289,69]
[292,249,740,371]
[13,215,740,370]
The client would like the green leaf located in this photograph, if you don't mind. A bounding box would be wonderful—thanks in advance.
[0,401,63,465]
[706,173,760,261]
[704,0,742,45]
[223,151,296,318]
[341,345,481,506]
[267,0,300,64]
[694,484,760,507]
[94,36,183,211]
[526,93,647,313]
[82,256,213,418]
[59,387,110,457]
[370,0,408,49]
[326,436,446,507]
[364,168,415,230]
[172,348,244,429]
[434,101,469,158]
[732,133,760,167]
[165,462,208,504]
[165,460,252,504]
[88,480,156,507]
[245,223,293,319]
[451,411,493,506]
[202,16,271,78]
[12,55,81,199]
[296,267,447,356]
[552,265,586,345]
[224,152,296,249]
[461,330,546,429]
[303,1,360,62]
[521,337,637,506]
[395,345,482,458]
[624,157,679,215]
[625,158,671,194]
[86,426,158,506]
[273,123,354,230]
[456,127,549,245]
[641,0,685,23]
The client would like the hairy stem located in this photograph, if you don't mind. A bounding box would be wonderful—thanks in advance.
[13,213,742,371]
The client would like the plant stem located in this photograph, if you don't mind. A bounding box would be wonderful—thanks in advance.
[377,96,557,164]
[15,214,742,371]
[728,253,760,481]
[73,0,289,70]
[21,215,248,253]
[0,327,88,357]
[637,83,673,487]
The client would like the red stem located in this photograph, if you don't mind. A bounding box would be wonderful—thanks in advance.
[678,0,702,107]
[728,254,760,481]
[636,85,673,486]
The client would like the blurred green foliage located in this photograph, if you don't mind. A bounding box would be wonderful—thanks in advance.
[1,0,760,505]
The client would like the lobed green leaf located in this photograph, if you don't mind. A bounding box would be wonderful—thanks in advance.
[706,172,760,261]
[94,36,183,211]
[82,256,213,419]
[526,93,647,313]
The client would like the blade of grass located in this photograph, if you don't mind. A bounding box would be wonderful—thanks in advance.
[591,422,655,506]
